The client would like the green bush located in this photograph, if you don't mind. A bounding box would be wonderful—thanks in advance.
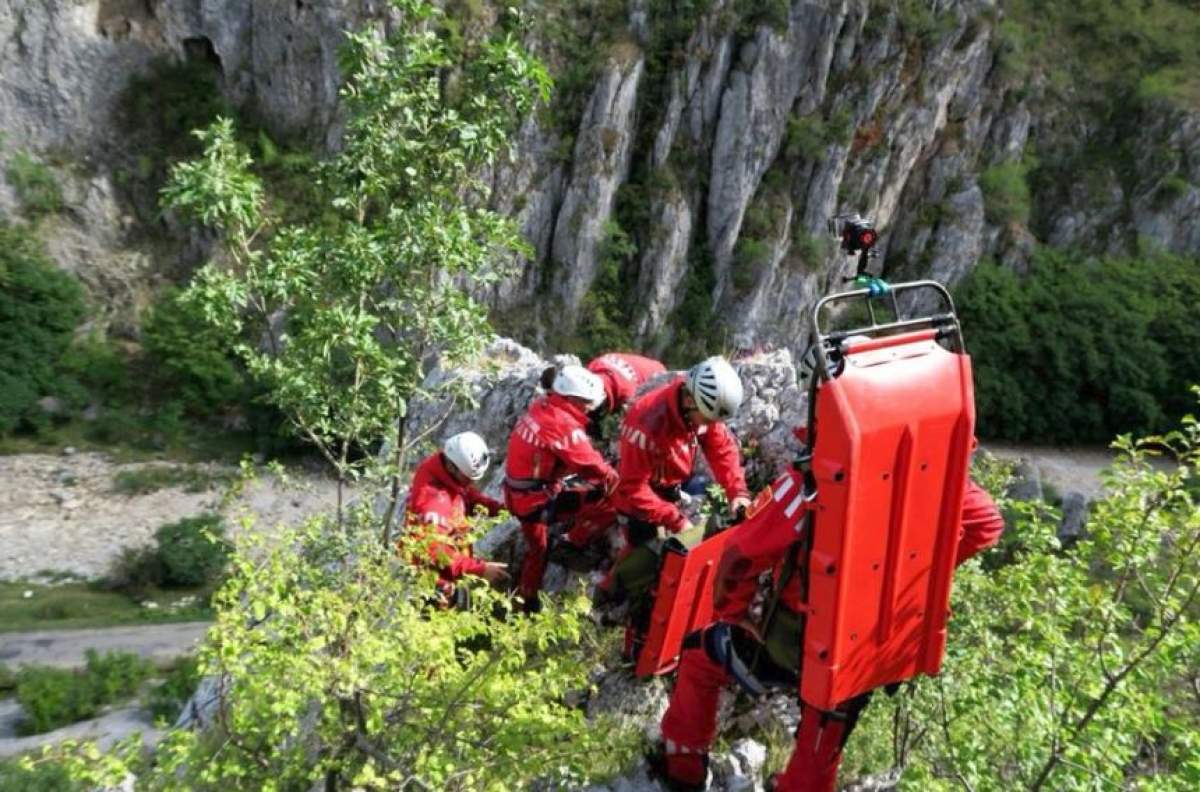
[46,516,640,789]
[145,656,201,724]
[141,287,249,418]
[15,651,152,735]
[956,248,1200,443]
[5,152,63,217]
[84,649,153,704]
[15,667,100,734]
[784,109,852,162]
[573,220,638,359]
[155,514,231,587]
[0,222,85,436]
[732,237,772,293]
[105,545,169,596]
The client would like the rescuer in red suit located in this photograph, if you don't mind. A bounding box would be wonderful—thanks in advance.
[586,352,667,416]
[653,467,1004,791]
[404,432,509,604]
[538,353,668,565]
[504,364,619,612]
[611,356,753,542]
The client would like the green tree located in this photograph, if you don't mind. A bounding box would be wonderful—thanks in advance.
[30,513,639,789]
[956,249,1200,443]
[162,0,550,532]
[841,407,1200,789]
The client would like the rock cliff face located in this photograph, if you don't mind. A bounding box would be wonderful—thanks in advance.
[2,0,1198,354]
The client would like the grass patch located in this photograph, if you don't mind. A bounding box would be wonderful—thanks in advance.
[979,160,1031,226]
[111,465,234,495]
[4,152,63,218]
[0,581,211,633]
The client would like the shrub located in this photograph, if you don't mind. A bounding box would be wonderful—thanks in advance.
[5,152,63,217]
[16,667,101,734]
[574,220,637,359]
[84,649,153,704]
[112,465,233,496]
[0,662,15,692]
[47,516,643,789]
[15,651,152,735]
[732,237,772,293]
[784,109,852,162]
[0,757,83,792]
[105,545,169,595]
[140,287,249,418]
[0,221,85,435]
[154,514,231,587]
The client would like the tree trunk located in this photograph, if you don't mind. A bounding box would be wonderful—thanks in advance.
[381,413,408,547]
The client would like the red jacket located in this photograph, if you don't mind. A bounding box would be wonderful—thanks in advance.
[404,452,502,581]
[613,378,749,533]
[711,471,1004,622]
[503,393,618,519]
[587,353,667,413]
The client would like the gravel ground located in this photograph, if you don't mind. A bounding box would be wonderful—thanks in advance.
[984,443,1130,500]
[0,452,339,582]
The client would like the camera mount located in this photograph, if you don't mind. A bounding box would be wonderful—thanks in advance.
[829,213,879,279]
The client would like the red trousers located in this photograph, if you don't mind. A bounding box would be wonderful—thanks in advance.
[518,498,616,600]
[660,646,865,791]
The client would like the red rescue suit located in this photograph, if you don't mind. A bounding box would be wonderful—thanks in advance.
[613,378,749,535]
[659,475,1004,791]
[587,352,666,413]
[404,452,503,597]
[503,393,618,600]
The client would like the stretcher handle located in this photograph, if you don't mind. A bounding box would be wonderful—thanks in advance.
[812,280,957,339]
[808,280,965,385]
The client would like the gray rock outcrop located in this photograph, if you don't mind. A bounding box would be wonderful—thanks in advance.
[1058,490,1090,546]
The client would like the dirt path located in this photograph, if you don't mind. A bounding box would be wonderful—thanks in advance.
[0,622,209,669]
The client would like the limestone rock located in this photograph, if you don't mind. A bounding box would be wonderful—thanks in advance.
[551,44,645,323]
[174,674,229,731]
[1058,490,1090,546]
[1007,459,1043,503]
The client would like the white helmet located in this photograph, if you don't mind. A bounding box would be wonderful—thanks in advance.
[686,356,744,420]
[552,365,606,411]
[443,431,491,480]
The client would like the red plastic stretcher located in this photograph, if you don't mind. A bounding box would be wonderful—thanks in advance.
[634,527,736,677]
[635,281,976,711]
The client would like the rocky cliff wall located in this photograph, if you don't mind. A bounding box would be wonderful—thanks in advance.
[2,0,1197,356]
